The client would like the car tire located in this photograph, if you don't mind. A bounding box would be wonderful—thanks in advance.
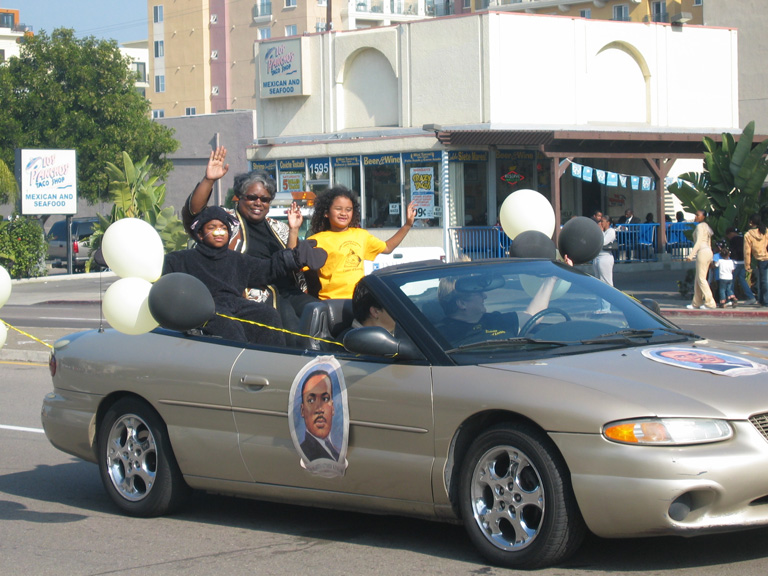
[97,397,189,517]
[458,423,586,569]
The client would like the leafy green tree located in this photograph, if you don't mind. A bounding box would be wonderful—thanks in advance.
[88,152,188,270]
[668,121,768,239]
[0,28,178,205]
[0,159,18,210]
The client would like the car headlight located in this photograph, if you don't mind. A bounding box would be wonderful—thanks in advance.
[603,418,733,445]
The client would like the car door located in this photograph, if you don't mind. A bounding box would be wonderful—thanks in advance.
[230,349,435,503]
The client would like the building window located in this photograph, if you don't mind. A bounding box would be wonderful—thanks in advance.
[153,5,164,23]
[694,0,702,5]
[254,2,273,18]
[613,4,629,21]
[152,109,165,119]
[580,9,591,18]
[185,107,196,116]
[155,75,165,93]
[0,49,5,63]
[136,87,146,98]
[259,27,271,39]
[318,0,327,5]
[651,1,668,22]
[463,0,470,9]
[132,61,147,82]
[285,24,297,36]
[286,0,297,6]
[154,40,164,58]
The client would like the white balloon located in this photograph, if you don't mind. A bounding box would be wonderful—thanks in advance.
[499,189,556,240]
[103,277,159,335]
[0,265,10,310]
[0,322,7,350]
[102,218,164,282]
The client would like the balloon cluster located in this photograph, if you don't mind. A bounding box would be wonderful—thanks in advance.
[0,265,10,350]
[102,219,214,335]
[499,189,603,264]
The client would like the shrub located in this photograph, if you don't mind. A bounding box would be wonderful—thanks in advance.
[0,215,47,279]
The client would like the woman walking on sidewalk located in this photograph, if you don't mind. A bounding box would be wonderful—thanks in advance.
[744,213,768,306]
[686,209,717,310]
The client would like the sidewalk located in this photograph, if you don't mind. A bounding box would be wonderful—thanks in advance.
[2,262,767,364]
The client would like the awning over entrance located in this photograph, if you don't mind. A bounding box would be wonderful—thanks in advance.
[425,126,734,249]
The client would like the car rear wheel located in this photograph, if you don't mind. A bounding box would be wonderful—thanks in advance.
[459,423,585,569]
[98,397,189,517]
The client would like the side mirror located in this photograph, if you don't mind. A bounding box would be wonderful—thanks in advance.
[640,298,662,315]
[343,326,424,361]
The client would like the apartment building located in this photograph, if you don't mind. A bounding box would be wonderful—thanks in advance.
[485,0,702,25]
[147,0,441,119]
[0,8,33,62]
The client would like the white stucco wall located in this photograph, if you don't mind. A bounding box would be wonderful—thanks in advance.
[254,12,739,139]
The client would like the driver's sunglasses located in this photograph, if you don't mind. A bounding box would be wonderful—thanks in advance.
[242,194,272,204]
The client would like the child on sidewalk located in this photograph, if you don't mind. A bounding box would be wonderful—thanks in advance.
[307,186,416,300]
[715,244,738,308]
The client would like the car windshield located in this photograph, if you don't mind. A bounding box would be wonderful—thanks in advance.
[380,260,693,363]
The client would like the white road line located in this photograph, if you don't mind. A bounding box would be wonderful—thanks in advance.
[0,424,45,434]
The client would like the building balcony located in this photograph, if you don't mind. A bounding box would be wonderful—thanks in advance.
[354,0,422,18]
[253,1,273,23]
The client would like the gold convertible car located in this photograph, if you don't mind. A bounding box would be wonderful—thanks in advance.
[42,259,768,569]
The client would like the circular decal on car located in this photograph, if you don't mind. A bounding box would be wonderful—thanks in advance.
[642,347,768,377]
[288,355,349,478]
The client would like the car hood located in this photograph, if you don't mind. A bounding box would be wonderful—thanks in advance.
[482,339,768,420]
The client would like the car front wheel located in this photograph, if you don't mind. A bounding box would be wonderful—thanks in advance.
[459,423,585,569]
[98,397,189,517]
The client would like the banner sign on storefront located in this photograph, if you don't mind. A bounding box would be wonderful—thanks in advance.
[403,151,440,163]
[448,151,488,163]
[410,166,435,219]
[333,156,360,167]
[279,158,305,171]
[251,159,277,171]
[280,172,305,193]
[17,148,77,215]
[307,158,330,179]
[362,154,401,166]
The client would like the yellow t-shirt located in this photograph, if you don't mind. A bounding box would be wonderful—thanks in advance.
[309,228,387,299]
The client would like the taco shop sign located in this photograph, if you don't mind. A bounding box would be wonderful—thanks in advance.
[259,38,310,98]
[17,148,78,215]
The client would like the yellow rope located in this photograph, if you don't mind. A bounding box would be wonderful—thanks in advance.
[214,312,345,347]
[0,319,54,350]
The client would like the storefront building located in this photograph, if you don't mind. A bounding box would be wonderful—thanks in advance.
[248,12,739,255]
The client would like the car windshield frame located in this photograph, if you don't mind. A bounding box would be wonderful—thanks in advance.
[374,259,689,365]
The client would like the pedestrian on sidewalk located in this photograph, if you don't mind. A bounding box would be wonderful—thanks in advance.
[725,227,756,304]
[744,213,768,307]
[715,245,738,308]
[686,209,717,310]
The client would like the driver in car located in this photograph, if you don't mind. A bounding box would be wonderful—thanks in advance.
[437,258,572,347]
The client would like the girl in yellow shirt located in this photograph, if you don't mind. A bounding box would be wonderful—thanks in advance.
[308,187,416,299]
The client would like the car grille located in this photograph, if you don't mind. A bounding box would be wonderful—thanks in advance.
[749,413,768,442]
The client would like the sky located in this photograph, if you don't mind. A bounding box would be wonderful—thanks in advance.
[6,0,148,45]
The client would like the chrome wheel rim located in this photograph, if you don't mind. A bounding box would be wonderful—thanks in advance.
[469,445,545,551]
[105,413,158,502]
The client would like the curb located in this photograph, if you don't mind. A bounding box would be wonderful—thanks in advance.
[0,349,51,364]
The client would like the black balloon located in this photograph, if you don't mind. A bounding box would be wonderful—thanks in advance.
[148,273,215,332]
[509,230,557,259]
[558,216,604,264]
[93,248,108,269]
